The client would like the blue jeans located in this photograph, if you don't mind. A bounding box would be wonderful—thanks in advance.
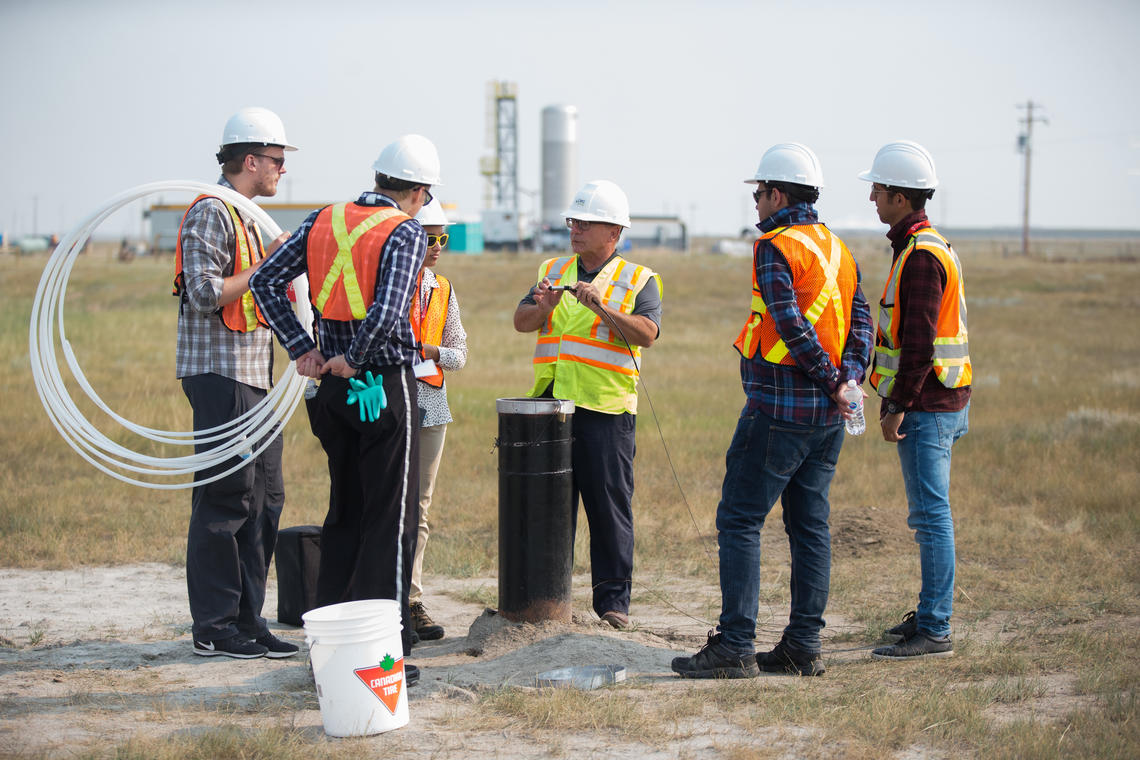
[716,411,844,655]
[896,403,969,639]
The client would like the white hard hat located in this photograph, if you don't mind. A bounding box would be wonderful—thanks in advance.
[744,142,824,188]
[372,134,443,186]
[563,179,631,228]
[220,106,297,151]
[415,198,449,226]
[858,140,939,189]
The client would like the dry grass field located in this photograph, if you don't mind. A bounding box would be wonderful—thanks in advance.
[0,234,1137,759]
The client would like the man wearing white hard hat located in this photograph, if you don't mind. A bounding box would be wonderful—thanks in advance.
[859,141,971,661]
[513,179,662,630]
[251,134,442,679]
[672,144,873,679]
[176,107,298,661]
[407,198,468,641]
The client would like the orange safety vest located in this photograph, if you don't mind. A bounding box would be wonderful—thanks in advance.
[306,202,410,320]
[409,271,451,388]
[869,225,971,397]
[173,194,267,332]
[733,224,858,369]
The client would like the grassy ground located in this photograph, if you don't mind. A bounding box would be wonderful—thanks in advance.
[1,237,1138,758]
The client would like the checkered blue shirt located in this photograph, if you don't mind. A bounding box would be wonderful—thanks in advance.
[740,203,874,426]
[249,192,427,369]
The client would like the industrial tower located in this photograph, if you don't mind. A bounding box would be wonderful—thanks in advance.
[480,80,519,215]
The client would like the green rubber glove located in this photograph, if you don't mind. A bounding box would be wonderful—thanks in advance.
[346,370,387,423]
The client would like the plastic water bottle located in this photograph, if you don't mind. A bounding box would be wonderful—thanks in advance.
[304,379,318,400]
[843,379,865,436]
[236,434,252,460]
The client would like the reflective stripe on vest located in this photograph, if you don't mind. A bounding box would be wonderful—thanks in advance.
[869,227,971,397]
[308,203,409,320]
[528,255,660,414]
[173,194,266,333]
[410,272,450,388]
[732,224,856,368]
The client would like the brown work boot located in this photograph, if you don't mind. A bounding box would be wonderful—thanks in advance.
[600,610,630,630]
[410,601,444,641]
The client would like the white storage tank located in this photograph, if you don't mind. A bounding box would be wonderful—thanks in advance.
[541,105,578,230]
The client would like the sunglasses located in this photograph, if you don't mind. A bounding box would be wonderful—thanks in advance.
[427,233,449,248]
[565,218,592,231]
[422,187,434,206]
[752,187,772,203]
[253,153,285,170]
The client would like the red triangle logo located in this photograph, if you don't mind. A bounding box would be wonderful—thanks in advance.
[354,654,404,715]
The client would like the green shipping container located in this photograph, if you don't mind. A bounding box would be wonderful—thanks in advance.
[448,221,483,253]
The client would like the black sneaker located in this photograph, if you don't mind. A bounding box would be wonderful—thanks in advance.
[755,638,825,677]
[671,632,759,679]
[410,601,444,641]
[406,663,420,687]
[884,610,917,640]
[871,631,953,660]
[256,632,299,659]
[193,635,267,659]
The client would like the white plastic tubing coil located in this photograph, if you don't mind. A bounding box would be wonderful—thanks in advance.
[29,180,313,490]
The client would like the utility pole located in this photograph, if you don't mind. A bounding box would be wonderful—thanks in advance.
[1017,100,1048,257]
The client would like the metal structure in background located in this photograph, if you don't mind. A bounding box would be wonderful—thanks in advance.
[1017,99,1048,257]
[541,105,578,237]
[480,81,519,217]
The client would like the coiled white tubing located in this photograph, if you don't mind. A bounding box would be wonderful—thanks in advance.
[29,180,313,490]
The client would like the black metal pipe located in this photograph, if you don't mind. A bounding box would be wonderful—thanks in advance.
[496,398,574,623]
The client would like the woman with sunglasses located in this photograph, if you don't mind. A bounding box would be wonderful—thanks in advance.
[407,198,468,642]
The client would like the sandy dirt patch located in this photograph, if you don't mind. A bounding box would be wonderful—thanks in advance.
[0,564,1098,758]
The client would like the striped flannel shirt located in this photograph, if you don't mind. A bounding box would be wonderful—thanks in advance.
[175,177,273,390]
[741,203,874,426]
[249,192,427,369]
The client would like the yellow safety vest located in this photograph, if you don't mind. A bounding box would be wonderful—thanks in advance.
[869,226,971,397]
[528,255,661,415]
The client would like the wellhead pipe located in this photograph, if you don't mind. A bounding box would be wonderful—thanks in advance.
[496,397,575,622]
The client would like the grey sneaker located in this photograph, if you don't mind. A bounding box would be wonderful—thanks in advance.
[755,638,825,676]
[671,632,759,679]
[871,631,953,660]
[884,610,917,640]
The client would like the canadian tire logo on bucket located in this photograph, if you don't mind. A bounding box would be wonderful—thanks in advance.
[354,653,404,715]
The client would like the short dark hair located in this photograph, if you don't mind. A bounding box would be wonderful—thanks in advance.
[884,185,935,210]
[767,181,820,205]
[374,173,423,194]
[216,142,269,174]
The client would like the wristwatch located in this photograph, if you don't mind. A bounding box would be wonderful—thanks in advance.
[885,400,906,415]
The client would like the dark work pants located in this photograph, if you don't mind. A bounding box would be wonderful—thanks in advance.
[306,366,420,655]
[183,373,284,643]
[570,407,636,617]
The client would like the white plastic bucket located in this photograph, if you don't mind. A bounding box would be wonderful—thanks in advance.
[303,599,409,737]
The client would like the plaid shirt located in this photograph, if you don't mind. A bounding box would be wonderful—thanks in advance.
[175,177,273,389]
[741,203,874,426]
[881,210,972,414]
[249,192,427,369]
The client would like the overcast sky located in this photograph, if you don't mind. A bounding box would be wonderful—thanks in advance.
[2,0,1137,239]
